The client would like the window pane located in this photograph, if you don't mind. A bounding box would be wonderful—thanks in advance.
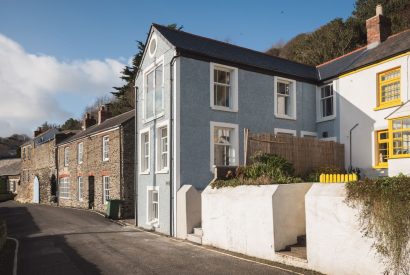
[155,66,163,114]
[213,127,233,166]
[214,84,230,107]
[278,82,289,95]
[146,71,154,118]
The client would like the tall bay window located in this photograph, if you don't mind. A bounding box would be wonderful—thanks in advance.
[145,64,164,120]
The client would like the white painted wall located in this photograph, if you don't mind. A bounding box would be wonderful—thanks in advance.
[336,54,409,176]
[202,183,312,262]
[388,158,410,176]
[306,183,385,275]
[176,184,201,239]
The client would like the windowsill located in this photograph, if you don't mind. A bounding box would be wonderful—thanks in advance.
[59,197,70,200]
[389,154,410,159]
[143,112,165,124]
[274,114,296,121]
[210,106,238,113]
[317,115,336,123]
[155,169,169,174]
[140,170,150,175]
[373,164,388,169]
[103,159,109,162]
[374,101,402,111]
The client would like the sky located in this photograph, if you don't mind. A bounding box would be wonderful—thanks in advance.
[0,0,356,137]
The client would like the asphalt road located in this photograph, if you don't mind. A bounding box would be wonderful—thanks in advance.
[0,201,310,275]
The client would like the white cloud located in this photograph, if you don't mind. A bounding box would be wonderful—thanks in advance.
[0,33,126,137]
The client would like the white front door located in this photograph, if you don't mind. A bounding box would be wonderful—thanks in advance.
[33,176,39,203]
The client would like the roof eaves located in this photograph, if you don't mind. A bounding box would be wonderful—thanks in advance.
[177,48,319,84]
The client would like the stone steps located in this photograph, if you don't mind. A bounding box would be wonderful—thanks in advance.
[278,235,307,260]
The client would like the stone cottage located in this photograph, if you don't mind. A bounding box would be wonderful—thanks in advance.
[0,158,21,194]
[56,106,135,218]
[18,128,77,204]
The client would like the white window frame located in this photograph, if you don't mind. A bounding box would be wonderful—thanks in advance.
[139,126,151,174]
[210,63,238,112]
[274,128,297,136]
[316,82,336,122]
[59,177,70,199]
[77,142,83,164]
[300,131,317,138]
[77,176,83,201]
[155,120,169,173]
[210,121,239,171]
[274,76,297,120]
[146,186,160,226]
[64,147,69,167]
[102,176,110,204]
[102,136,109,161]
[142,55,165,123]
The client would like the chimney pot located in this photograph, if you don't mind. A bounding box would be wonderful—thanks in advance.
[376,4,383,16]
[34,127,43,137]
[82,112,96,130]
[98,104,112,125]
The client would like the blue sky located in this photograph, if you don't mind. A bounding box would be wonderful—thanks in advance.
[0,0,356,136]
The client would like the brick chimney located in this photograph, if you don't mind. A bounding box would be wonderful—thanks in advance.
[82,113,96,130]
[366,4,391,47]
[97,104,112,125]
[34,127,43,137]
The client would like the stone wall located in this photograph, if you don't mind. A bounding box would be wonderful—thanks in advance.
[17,141,57,204]
[57,118,134,218]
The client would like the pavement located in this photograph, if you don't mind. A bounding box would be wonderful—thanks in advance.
[0,200,314,275]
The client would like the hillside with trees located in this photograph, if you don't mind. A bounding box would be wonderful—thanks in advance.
[266,0,410,66]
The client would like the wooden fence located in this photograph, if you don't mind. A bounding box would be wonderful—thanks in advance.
[244,129,345,176]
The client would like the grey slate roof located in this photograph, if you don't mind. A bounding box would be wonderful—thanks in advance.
[153,24,410,83]
[153,24,319,82]
[317,29,410,80]
[0,158,21,176]
[58,110,135,145]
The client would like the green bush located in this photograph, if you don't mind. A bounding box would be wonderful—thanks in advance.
[345,175,410,274]
[211,153,302,189]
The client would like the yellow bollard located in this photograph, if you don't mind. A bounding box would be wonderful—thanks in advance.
[320,174,324,183]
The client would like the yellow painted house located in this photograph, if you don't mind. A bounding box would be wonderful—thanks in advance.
[316,5,410,177]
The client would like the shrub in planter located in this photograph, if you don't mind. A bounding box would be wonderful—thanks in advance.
[345,175,410,274]
[212,153,302,188]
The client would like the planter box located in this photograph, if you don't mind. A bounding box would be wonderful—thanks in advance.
[202,183,312,262]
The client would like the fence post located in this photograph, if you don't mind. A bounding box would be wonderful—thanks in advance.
[244,128,249,166]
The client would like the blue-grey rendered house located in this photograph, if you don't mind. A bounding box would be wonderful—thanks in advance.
[134,24,334,236]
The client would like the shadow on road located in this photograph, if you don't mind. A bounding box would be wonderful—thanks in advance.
[0,201,101,275]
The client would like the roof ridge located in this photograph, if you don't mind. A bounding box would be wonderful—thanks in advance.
[386,28,410,40]
[152,23,315,69]
[316,46,367,68]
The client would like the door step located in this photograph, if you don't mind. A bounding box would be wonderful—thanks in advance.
[187,227,203,244]
[278,235,307,260]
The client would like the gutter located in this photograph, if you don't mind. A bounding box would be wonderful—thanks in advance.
[134,87,138,226]
[169,53,180,236]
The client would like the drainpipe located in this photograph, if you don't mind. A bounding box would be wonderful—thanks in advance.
[134,86,139,226]
[349,123,359,171]
[169,53,180,236]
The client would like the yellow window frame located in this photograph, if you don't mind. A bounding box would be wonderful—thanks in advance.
[376,67,401,110]
[388,115,410,159]
[374,129,389,168]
